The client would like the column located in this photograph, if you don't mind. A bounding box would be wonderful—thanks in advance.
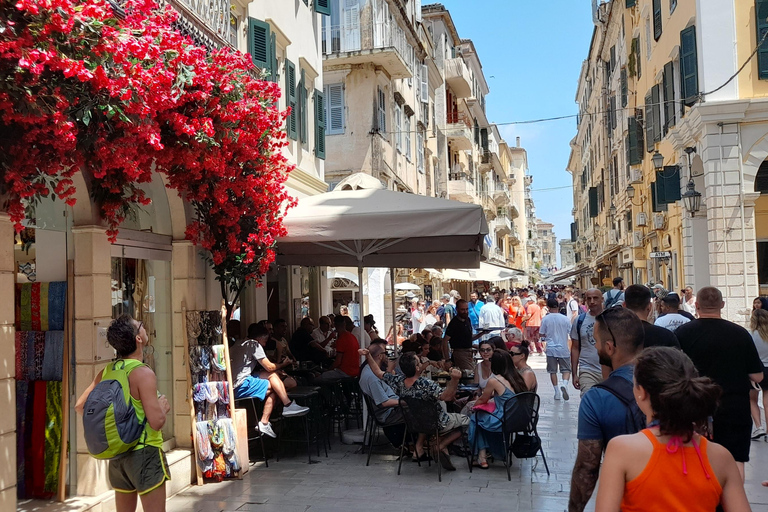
[72,226,113,496]
[0,214,17,509]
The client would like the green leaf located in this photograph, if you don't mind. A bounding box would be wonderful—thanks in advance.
[82,110,91,126]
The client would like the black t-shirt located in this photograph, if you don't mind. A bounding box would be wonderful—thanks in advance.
[289,329,314,361]
[642,321,681,349]
[445,316,473,350]
[675,318,764,425]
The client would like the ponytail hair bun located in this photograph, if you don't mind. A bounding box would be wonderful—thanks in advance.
[635,347,721,441]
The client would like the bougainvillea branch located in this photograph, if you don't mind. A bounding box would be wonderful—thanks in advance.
[0,0,294,311]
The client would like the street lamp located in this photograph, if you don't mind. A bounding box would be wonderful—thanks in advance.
[652,151,664,171]
[625,184,635,199]
[682,179,702,216]
[609,204,617,217]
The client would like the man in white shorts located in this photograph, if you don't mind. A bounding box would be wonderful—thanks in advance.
[541,298,572,400]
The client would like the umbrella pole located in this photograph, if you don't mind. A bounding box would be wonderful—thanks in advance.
[358,262,364,350]
[390,268,397,355]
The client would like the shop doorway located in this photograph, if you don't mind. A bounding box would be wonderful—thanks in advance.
[111,242,174,444]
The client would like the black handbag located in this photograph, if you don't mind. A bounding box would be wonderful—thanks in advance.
[510,433,541,459]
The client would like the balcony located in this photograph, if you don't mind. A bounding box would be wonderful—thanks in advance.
[508,226,521,245]
[445,113,473,151]
[492,247,505,262]
[170,0,231,48]
[509,202,520,219]
[481,194,496,220]
[492,185,511,206]
[448,167,478,204]
[322,17,412,79]
[445,57,472,98]
[492,213,512,236]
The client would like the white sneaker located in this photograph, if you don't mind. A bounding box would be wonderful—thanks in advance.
[258,421,277,438]
[560,385,569,401]
[751,426,766,440]
[554,390,562,400]
[283,401,309,416]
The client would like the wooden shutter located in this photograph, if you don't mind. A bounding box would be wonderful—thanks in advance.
[620,68,628,107]
[633,37,642,78]
[663,61,675,134]
[658,166,681,203]
[480,128,488,151]
[269,32,277,82]
[285,60,297,140]
[315,0,331,15]
[758,1,768,80]
[652,181,667,212]
[628,117,642,165]
[651,84,661,143]
[680,26,699,106]
[314,89,326,159]
[248,18,271,71]
[645,91,654,152]
[626,0,636,6]
[570,222,577,242]
[653,0,662,41]
[589,187,599,218]
[299,69,307,144]
[420,64,428,104]
[325,83,344,135]
[610,96,617,131]
[377,88,386,132]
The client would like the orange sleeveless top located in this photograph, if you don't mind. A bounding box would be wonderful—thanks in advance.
[620,429,722,512]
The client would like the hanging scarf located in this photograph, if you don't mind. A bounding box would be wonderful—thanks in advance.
[211,345,227,371]
[217,418,240,471]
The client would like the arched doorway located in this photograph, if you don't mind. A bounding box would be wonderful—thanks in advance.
[754,160,768,295]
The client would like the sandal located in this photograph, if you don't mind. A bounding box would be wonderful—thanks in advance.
[473,459,489,469]
[412,452,432,462]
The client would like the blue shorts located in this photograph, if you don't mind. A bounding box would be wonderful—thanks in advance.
[234,375,269,400]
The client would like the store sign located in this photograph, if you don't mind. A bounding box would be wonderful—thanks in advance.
[650,251,671,259]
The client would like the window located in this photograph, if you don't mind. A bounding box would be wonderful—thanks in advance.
[405,115,412,161]
[324,83,344,135]
[377,87,386,132]
[395,104,402,152]
[653,0,662,41]
[315,0,331,15]
[314,89,325,159]
[758,1,768,80]
[680,26,699,105]
[627,117,643,165]
[620,68,628,107]
[298,69,307,147]
[420,63,428,104]
[663,61,675,134]
[633,37,642,78]
[248,18,277,81]
[417,130,424,173]
[645,18,652,59]
[755,160,768,193]
[285,60,297,140]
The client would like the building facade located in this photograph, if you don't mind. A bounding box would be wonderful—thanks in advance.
[0,2,329,509]
[569,0,768,323]
[537,219,558,271]
[560,239,577,269]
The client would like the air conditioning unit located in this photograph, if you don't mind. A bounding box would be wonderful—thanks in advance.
[636,212,648,227]
[508,173,516,183]
[630,168,642,184]
[653,213,666,230]
[633,230,643,248]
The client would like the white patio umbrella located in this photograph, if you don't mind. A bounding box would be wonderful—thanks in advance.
[276,188,489,345]
[394,282,421,291]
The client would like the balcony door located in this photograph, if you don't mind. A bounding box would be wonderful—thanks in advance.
[342,0,360,52]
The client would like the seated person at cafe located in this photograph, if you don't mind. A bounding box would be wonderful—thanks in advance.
[358,343,407,446]
[311,316,336,355]
[248,323,297,390]
[270,318,296,364]
[229,325,308,438]
[504,327,524,350]
[359,349,469,471]
[290,317,330,366]
[318,315,361,381]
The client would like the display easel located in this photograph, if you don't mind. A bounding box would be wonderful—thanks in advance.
[183,300,240,485]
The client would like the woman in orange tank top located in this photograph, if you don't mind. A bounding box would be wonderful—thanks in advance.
[595,347,751,512]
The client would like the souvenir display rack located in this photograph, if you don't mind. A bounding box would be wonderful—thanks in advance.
[183,301,241,484]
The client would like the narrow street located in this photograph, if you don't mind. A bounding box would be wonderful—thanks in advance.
[165,359,768,512]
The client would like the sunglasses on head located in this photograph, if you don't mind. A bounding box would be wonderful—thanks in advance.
[595,308,620,345]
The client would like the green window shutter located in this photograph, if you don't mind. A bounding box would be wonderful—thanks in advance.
[269,32,277,82]
[285,60,297,140]
[315,0,331,15]
[758,1,768,80]
[626,0,636,6]
[314,89,326,159]
[651,182,667,212]
[589,187,599,218]
[299,69,307,144]
[653,0,662,41]
[663,61,675,134]
[248,18,271,71]
[680,26,699,106]
[651,84,661,143]
[628,117,641,165]
[480,128,488,151]
[634,37,642,78]
[660,166,681,203]
[474,120,480,145]
[620,68,628,107]
[645,91,655,153]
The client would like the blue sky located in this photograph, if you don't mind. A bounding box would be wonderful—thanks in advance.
[438,0,594,266]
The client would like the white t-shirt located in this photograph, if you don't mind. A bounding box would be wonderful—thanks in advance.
[603,289,625,308]
[352,326,371,348]
[229,339,267,388]
[411,309,424,334]
[752,330,768,366]
[682,296,697,316]
[654,313,691,332]
[569,312,601,373]
[566,298,580,321]
[540,312,571,359]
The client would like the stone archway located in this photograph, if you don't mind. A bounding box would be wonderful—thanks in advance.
[744,131,768,297]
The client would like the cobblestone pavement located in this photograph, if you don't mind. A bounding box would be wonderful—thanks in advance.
[168,357,768,512]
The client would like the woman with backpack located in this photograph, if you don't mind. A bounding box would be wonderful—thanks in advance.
[594,346,751,512]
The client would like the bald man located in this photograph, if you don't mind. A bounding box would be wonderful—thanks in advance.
[676,286,764,479]
[569,288,608,395]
